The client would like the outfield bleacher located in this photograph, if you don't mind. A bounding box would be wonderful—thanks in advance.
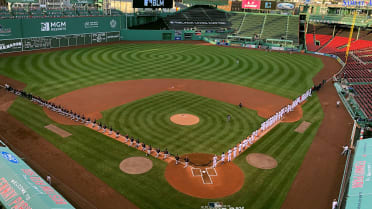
[228,13,244,32]
[287,16,299,44]
[235,13,299,44]
[261,15,287,40]
[238,14,265,38]
[165,5,229,30]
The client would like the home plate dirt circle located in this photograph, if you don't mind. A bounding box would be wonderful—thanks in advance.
[170,114,200,126]
[246,153,278,169]
[119,157,153,174]
[165,153,244,199]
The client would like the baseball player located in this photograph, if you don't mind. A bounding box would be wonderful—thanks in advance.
[142,143,146,152]
[92,119,96,128]
[227,114,231,122]
[212,154,218,168]
[227,149,232,162]
[135,139,140,148]
[97,122,102,131]
[163,148,168,160]
[130,137,134,146]
[175,154,180,165]
[233,146,237,158]
[116,130,120,138]
[102,125,106,133]
[156,148,160,158]
[124,135,129,143]
[86,117,91,125]
[220,152,225,165]
[238,142,242,153]
[184,156,189,168]
[146,145,152,156]
[109,127,113,135]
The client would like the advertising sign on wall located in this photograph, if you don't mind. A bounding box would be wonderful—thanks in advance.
[242,0,261,9]
[260,1,276,10]
[133,0,174,8]
[277,2,295,10]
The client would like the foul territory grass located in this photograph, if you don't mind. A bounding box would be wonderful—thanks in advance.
[99,91,265,155]
[1,43,324,209]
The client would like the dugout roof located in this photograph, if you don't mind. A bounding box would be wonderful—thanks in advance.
[0,146,75,209]
[344,138,372,209]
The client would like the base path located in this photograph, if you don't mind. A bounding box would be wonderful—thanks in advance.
[45,79,302,125]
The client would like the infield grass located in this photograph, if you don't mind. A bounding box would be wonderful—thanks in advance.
[99,91,265,155]
[1,43,324,209]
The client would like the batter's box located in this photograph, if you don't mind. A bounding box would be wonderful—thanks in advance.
[192,168,215,184]
[192,168,201,176]
[206,168,217,176]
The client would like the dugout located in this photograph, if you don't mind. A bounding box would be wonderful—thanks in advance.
[0,145,75,209]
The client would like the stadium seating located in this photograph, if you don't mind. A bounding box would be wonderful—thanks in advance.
[261,15,287,40]
[353,85,372,119]
[306,27,372,119]
[0,6,12,19]
[164,5,229,30]
[88,7,104,16]
[287,16,299,44]
[76,8,90,16]
[30,7,44,18]
[63,8,78,17]
[306,34,318,51]
[238,14,265,38]
[45,8,63,17]
[11,7,28,18]
[228,13,245,32]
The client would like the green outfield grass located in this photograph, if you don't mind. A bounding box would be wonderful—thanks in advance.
[99,91,265,155]
[0,43,324,209]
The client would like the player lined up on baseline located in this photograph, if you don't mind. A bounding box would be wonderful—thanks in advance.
[218,88,313,165]
[3,84,177,162]
[4,83,95,125]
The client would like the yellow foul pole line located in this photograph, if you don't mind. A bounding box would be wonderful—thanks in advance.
[345,12,357,64]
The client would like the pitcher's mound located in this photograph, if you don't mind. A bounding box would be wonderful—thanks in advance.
[119,157,152,174]
[246,153,278,169]
[170,114,199,126]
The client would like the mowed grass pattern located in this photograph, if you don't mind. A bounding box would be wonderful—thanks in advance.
[1,43,325,209]
[0,43,322,99]
[99,91,265,155]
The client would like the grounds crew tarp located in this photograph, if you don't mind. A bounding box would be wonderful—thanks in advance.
[345,138,372,209]
[0,147,75,209]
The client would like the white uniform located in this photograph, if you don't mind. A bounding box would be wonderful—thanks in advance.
[227,149,232,162]
[233,146,237,158]
[221,153,225,164]
[212,155,217,168]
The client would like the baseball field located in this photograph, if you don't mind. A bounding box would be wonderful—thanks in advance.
[0,42,335,209]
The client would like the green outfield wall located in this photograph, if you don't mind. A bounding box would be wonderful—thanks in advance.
[0,16,122,53]
[120,30,175,41]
